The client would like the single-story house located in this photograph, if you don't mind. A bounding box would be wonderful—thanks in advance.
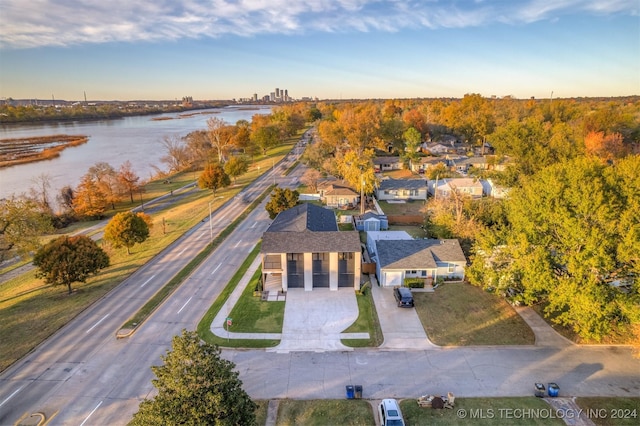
[409,157,447,174]
[428,178,484,199]
[375,239,466,287]
[261,203,362,291]
[353,211,389,232]
[422,142,450,155]
[481,179,510,199]
[366,230,413,259]
[318,180,360,208]
[376,178,428,201]
[373,156,404,172]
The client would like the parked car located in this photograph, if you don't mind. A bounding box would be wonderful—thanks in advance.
[378,398,405,426]
[393,287,414,308]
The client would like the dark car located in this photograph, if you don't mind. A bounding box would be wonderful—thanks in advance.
[393,287,414,308]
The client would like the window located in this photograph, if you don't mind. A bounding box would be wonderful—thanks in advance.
[448,263,455,273]
[338,252,353,260]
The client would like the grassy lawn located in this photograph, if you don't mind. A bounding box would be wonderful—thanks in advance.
[414,282,535,346]
[574,397,640,426]
[276,400,374,426]
[0,142,297,372]
[254,400,269,426]
[342,283,383,347]
[387,224,427,238]
[401,397,565,425]
[226,268,285,333]
[378,199,426,216]
[381,169,415,179]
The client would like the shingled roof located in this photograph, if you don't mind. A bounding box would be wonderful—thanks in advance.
[262,203,361,254]
[376,239,466,270]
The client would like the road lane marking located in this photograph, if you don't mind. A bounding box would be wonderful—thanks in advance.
[0,385,23,408]
[197,230,207,240]
[250,221,257,229]
[234,239,242,248]
[177,297,193,314]
[177,246,188,256]
[210,263,222,275]
[140,274,155,288]
[80,401,102,426]
[86,314,110,334]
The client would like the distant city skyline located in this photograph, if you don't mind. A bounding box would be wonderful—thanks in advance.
[1,1,638,101]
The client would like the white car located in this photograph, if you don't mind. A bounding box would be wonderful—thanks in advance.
[378,398,405,426]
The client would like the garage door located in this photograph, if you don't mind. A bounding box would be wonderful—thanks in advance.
[383,271,403,287]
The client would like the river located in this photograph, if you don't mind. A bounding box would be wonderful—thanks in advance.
[0,105,271,204]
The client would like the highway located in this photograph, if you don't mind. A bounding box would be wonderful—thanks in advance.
[0,138,306,425]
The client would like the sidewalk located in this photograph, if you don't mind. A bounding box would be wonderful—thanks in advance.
[514,306,573,347]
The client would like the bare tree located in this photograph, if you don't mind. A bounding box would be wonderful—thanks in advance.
[118,160,141,203]
[160,135,191,172]
[29,173,53,214]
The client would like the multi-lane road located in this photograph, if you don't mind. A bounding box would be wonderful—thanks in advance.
[0,138,305,425]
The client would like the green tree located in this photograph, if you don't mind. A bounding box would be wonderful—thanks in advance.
[223,155,250,183]
[105,212,152,255]
[130,329,256,426]
[33,235,109,294]
[468,157,640,341]
[265,187,299,219]
[198,163,231,197]
[402,126,422,165]
[250,125,279,155]
[0,197,53,262]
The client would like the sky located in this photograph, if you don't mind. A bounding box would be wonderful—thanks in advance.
[0,0,638,101]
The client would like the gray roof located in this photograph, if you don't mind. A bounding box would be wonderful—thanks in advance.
[378,178,427,191]
[266,203,337,232]
[376,239,466,270]
[262,203,360,253]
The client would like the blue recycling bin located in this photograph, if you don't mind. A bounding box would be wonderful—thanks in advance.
[548,383,559,397]
[346,385,355,399]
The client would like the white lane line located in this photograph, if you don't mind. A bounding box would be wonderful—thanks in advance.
[86,314,110,334]
[80,401,103,426]
[210,263,222,275]
[197,230,207,240]
[177,297,193,314]
[177,246,188,256]
[140,274,155,288]
[0,386,23,408]
[250,221,257,229]
[234,239,242,248]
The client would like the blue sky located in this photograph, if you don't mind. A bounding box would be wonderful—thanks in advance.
[1,0,638,101]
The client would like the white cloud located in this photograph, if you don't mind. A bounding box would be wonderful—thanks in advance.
[0,0,637,49]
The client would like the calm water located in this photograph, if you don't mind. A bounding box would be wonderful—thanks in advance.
[0,105,271,203]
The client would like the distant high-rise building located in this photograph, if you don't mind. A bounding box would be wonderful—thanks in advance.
[275,88,280,98]
[253,93,258,102]
[270,92,276,101]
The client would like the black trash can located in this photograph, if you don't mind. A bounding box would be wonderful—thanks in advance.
[534,383,545,397]
[354,385,363,399]
[548,383,559,397]
[346,385,355,399]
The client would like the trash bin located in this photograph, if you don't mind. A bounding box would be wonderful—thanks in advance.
[354,385,363,399]
[548,383,559,397]
[534,383,546,397]
[346,385,355,399]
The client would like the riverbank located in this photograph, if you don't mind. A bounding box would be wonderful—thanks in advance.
[0,134,89,168]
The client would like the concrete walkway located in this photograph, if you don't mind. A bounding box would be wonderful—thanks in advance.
[514,305,573,347]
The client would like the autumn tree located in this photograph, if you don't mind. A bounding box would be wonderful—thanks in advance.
[0,197,53,262]
[105,212,152,254]
[468,156,640,342]
[28,173,54,215]
[223,155,250,183]
[33,235,110,294]
[88,162,120,210]
[73,173,108,219]
[250,125,279,155]
[584,131,628,162]
[198,162,230,197]
[130,330,256,426]
[207,117,237,163]
[118,160,141,203]
[265,187,299,219]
